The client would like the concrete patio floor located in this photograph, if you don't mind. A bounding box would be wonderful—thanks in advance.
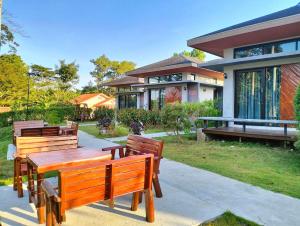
[1,131,300,226]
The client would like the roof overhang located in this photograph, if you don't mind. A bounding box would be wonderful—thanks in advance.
[187,14,300,57]
[126,62,224,80]
[200,51,300,72]
[132,80,222,88]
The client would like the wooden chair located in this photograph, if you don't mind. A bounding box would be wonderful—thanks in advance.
[13,135,78,198]
[102,135,164,198]
[21,127,60,137]
[13,120,44,143]
[62,121,78,135]
[41,154,155,226]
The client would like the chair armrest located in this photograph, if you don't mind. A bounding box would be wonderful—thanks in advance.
[41,180,61,202]
[102,145,126,159]
[102,145,125,151]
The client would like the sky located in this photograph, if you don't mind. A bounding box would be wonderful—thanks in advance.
[3,0,300,88]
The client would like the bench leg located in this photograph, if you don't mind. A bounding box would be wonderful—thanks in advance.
[46,198,55,226]
[16,158,23,198]
[153,175,162,198]
[131,192,140,211]
[145,189,155,223]
[13,159,17,191]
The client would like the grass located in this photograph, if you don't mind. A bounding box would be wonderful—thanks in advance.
[79,124,167,138]
[0,126,13,185]
[159,134,300,199]
[200,211,260,226]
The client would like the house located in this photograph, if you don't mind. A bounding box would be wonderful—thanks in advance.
[72,93,115,110]
[104,55,224,110]
[188,2,300,124]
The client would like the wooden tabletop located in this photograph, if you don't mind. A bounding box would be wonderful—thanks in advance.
[27,148,111,173]
[198,117,298,124]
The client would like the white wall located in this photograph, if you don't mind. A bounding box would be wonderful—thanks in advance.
[199,85,215,102]
[181,85,188,102]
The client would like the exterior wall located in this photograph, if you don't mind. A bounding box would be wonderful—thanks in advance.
[181,84,188,102]
[223,56,300,119]
[199,85,215,102]
[83,95,107,109]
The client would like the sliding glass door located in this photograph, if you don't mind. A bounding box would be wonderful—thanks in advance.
[149,88,165,110]
[235,66,281,120]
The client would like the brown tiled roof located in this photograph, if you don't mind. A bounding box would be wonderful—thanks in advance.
[0,107,11,113]
[93,98,115,108]
[72,93,111,104]
[102,76,144,87]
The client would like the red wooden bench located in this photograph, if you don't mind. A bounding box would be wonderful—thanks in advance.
[13,135,78,198]
[103,135,164,198]
[21,126,60,137]
[41,154,155,225]
[13,120,44,143]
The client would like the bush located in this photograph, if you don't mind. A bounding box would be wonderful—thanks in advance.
[117,109,160,128]
[94,107,115,121]
[0,105,76,127]
[294,85,300,150]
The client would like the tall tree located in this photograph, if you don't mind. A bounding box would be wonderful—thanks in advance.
[55,60,79,90]
[31,64,55,82]
[173,49,205,61]
[0,54,28,106]
[81,81,97,94]
[90,54,135,89]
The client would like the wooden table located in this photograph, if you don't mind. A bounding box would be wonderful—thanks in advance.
[27,148,111,224]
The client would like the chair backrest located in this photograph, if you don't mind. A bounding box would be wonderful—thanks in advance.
[58,154,153,213]
[126,135,164,158]
[15,135,78,158]
[21,126,60,137]
[13,120,44,136]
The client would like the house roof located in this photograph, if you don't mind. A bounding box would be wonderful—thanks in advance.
[93,98,115,108]
[72,93,112,104]
[188,3,300,56]
[126,55,223,80]
[101,76,144,87]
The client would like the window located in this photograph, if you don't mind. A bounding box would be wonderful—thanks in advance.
[235,66,281,120]
[118,87,131,92]
[234,39,299,58]
[191,74,196,81]
[148,74,182,84]
[149,88,165,110]
[118,94,137,109]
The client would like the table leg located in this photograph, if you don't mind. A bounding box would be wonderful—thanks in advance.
[37,173,45,224]
[284,124,288,136]
[27,162,34,203]
[243,123,246,132]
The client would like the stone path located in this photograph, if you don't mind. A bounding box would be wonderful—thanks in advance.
[1,131,300,226]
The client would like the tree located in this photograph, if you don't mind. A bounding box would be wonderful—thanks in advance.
[55,60,79,90]
[81,81,97,94]
[173,49,205,61]
[30,64,55,82]
[90,55,135,88]
[0,54,28,106]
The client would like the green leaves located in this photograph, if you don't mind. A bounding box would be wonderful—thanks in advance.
[173,49,206,61]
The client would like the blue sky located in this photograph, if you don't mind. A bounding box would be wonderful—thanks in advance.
[3,0,300,88]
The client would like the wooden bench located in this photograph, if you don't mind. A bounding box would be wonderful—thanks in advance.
[61,121,79,135]
[102,135,164,198]
[21,126,60,137]
[13,120,45,143]
[41,154,155,225]
[13,135,78,198]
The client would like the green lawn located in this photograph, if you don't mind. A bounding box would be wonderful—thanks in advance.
[0,126,13,185]
[200,211,260,226]
[79,124,167,138]
[159,135,300,199]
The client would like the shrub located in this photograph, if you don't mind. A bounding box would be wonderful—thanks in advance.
[294,85,300,150]
[117,109,160,128]
[94,107,115,121]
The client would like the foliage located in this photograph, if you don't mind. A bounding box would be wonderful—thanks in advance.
[0,54,29,106]
[81,81,98,94]
[55,60,79,90]
[117,108,161,128]
[0,23,19,52]
[294,85,300,150]
[94,107,115,121]
[31,64,56,82]
[0,105,76,127]
[90,54,135,88]
[161,104,192,137]
[173,49,205,61]
[200,211,260,226]
[130,121,144,135]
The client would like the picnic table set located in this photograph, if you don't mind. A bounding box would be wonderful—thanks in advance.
[10,120,164,225]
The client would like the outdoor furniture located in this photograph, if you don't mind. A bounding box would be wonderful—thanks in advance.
[21,126,60,137]
[102,135,164,198]
[27,148,111,224]
[13,135,78,198]
[61,121,79,135]
[13,120,44,143]
[41,154,154,226]
[198,117,298,144]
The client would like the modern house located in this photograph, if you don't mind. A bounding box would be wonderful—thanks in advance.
[187,2,300,141]
[72,93,115,110]
[104,55,224,110]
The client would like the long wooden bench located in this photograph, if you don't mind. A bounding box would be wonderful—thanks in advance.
[13,120,45,143]
[41,154,155,225]
[103,135,164,198]
[14,135,78,198]
[21,126,60,137]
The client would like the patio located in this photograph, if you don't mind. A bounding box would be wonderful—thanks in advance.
[1,131,300,226]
